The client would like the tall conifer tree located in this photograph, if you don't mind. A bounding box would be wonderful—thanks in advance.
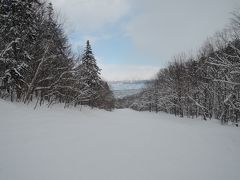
[80,40,102,105]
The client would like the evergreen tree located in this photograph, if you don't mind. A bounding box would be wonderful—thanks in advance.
[0,0,41,100]
[79,40,102,106]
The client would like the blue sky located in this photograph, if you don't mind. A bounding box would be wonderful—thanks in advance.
[52,0,239,81]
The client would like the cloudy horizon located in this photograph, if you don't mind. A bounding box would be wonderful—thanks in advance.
[51,0,239,81]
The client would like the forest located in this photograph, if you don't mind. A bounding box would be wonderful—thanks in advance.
[119,10,240,125]
[0,0,115,110]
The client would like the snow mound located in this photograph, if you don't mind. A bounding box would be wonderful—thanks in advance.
[0,100,240,180]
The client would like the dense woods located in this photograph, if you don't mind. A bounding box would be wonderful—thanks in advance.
[123,10,240,125]
[0,0,114,110]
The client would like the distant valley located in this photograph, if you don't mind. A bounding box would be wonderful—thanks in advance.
[109,80,148,98]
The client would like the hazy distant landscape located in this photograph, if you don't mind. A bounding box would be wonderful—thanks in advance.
[109,80,147,98]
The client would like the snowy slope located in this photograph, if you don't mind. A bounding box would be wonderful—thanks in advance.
[0,100,240,180]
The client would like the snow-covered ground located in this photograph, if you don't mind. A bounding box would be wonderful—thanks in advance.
[0,100,240,180]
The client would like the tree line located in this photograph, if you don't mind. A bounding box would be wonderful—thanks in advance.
[125,10,240,125]
[0,0,114,110]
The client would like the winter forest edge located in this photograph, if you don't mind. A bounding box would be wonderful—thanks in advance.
[1,0,240,125]
[0,0,115,110]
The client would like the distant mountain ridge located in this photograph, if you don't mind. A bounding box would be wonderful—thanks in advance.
[108,80,149,98]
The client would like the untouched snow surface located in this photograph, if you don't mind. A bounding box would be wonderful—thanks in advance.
[0,100,240,180]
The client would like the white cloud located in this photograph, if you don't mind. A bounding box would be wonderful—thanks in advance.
[99,64,159,81]
[50,0,240,80]
[82,34,113,44]
[51,0,239,63]
[70,34,113,53]
[51,0,131,32]
[125,0,239,63]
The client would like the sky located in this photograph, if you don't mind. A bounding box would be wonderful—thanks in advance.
[51,0,239,81]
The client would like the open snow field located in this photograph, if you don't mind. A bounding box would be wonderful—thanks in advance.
[0,100,240,180]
